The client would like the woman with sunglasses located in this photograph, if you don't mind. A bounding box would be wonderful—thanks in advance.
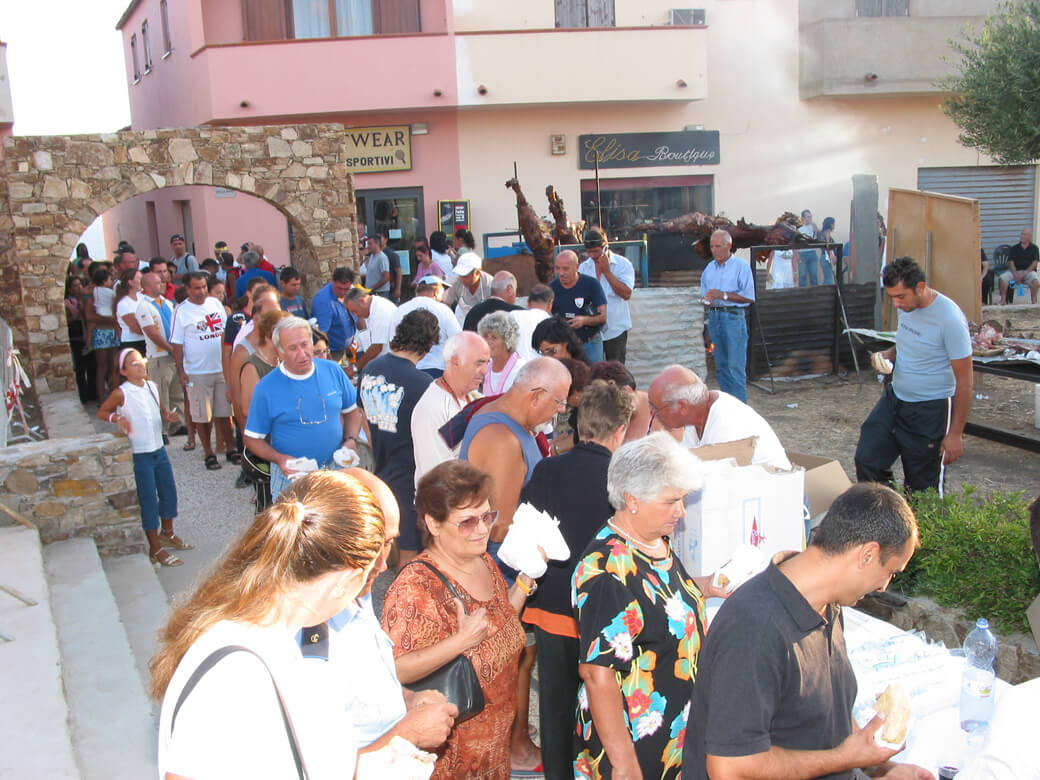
[381,460,536,780]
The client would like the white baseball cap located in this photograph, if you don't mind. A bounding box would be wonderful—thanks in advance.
[453,252,482,277]
[416,275,448,287]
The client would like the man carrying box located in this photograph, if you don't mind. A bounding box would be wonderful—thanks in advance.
[683,483,934,780]
[648,364,790,469]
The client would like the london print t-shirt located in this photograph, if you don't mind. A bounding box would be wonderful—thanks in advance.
[170,298,227,375]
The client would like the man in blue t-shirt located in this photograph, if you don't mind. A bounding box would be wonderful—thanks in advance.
[234,250,278,300]
[854,257,973,493]
[550,249,607,362]
[310,267,356,360]
[244,316,362,499]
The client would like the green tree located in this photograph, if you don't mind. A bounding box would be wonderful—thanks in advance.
[939,1,1040,165]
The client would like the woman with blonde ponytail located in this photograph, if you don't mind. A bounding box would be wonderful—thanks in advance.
[152,470,385,780]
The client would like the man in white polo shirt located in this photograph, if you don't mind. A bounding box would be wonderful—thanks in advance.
[578,229,635,364]
[170,271,232,470]
[344,286,397,378]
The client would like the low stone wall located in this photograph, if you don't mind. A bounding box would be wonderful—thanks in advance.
[0,433,144,556]
[627,287,706,390]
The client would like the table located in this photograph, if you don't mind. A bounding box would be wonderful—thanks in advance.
[967,358,1040,453]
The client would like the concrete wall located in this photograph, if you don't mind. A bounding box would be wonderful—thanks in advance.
[626,288,707,390]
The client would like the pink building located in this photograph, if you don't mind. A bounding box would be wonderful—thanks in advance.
[109,1,1033,281]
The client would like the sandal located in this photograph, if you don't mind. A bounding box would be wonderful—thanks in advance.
[159,532,194,550]
[149,549,183,567]
[225,450,243,465]
[204,454,222,470]
[183,440,196,451]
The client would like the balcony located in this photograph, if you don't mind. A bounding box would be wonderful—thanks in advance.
[454,26,707,107]
[800,14,985,98]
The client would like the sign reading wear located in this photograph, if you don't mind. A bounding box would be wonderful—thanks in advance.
[344,126,412,173]
[578,131,720,169]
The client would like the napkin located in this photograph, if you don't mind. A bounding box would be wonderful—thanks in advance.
[498,502,570,579]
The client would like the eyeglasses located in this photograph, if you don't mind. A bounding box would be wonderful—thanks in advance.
[647,398,674,429]
[448,510,498,534]
[296,382,328,425]
[534,387,568,411]
[537,346,561,357]
[314,348,330,358]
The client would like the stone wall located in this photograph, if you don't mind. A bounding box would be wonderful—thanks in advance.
[627,287,707,390]
[0,125,359,392]
[0,433,143,556]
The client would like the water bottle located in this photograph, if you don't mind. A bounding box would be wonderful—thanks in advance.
[959,618,997,737]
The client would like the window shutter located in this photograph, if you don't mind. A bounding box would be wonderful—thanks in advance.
[373,0,420,34]
[242,0,291,41]
[586,0,614,27]
[555,0,586,28]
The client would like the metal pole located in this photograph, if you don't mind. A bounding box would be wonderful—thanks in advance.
[594,155,603,229]
[513,161,519,236]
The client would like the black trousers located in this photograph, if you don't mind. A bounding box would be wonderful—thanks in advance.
[854,384,951,493]
[603,331,628,364]
[533,626,580,780]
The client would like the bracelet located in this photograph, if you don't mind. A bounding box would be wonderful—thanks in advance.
[109,412,119,423]
[344,436,357,443]
[516,576,537,596]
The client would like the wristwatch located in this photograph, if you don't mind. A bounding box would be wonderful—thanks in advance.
[723,291,729,301]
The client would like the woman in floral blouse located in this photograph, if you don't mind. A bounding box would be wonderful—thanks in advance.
[572,433,726,780]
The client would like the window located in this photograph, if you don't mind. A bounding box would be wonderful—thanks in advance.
[855,0,909,17]
[290,0,375,38]
[142,20,153,72]
[241,0,417,40]
[160,0,172,55]
[555,0,615,28]
[130,34,141,81]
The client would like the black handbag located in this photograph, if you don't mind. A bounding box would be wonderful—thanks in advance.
[401,559,486,724]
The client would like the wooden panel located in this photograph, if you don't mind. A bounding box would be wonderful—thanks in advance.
[555,0,586,28]
[887,187,981,327]
[374,0,420,34]
[242,0,290,40]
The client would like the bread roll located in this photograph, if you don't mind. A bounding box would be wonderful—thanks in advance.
[874,683,911,744]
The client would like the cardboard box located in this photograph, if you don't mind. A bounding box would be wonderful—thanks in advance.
[690,436,757,467]
[786,451,853,528]
[673,458,805,577]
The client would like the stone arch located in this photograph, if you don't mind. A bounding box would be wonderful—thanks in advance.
[0,124,358,392]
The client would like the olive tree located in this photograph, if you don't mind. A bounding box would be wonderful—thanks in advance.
[939,1,1040,165]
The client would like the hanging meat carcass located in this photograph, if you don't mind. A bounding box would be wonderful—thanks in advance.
[505,177,556,282]
[545,185,585,246]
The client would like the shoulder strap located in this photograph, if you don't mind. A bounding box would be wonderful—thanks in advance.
[406,559,467,613]
[171,644,309,780]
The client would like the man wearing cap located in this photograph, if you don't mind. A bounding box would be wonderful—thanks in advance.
[579,229,635,364]
[551,249,608,363]
[392,275,461,376]
[443,252,494,327]
[701,229,754,403]
[462,270,522,332]
[169,234,199,284]
[310,267,357,362]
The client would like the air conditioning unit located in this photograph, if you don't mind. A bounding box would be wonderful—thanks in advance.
[669,8,706,25]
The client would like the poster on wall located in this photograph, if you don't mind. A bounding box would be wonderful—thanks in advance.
[344,126,412,173]
[438,199,471,235]
[578,130,720,169]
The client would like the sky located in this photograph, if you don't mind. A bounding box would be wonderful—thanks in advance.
[3,0,132,135]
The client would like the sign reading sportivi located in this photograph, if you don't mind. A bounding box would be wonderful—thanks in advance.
[578,131,720,169]
[344,126,412,173]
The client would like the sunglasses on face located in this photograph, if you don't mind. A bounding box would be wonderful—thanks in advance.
[448,509,498,534]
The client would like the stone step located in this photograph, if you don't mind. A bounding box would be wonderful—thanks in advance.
[44,539,157,780]
[102,553,171,695]
[0,526,80,778]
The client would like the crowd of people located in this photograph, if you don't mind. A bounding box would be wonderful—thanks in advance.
[76,224,981,780]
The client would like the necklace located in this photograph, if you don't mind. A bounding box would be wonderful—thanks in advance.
[607,518,667,557]
[437,377,465,406]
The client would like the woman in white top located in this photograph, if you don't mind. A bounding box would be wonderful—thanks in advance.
[115,268,146,351]
[151,470,386,780]
[477,311,527,396]
[98,349,187,566]
[767,249,795,289]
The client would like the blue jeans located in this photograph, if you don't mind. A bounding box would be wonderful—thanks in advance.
[707,308,748,403]
[583,336,604,364]
[798,250,819,286]
[133,448,177,532]
[818,253,834,285]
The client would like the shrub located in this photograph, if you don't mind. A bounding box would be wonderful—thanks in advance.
[892,487,1040,634]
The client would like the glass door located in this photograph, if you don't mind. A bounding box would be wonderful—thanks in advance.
[357,187,425,298]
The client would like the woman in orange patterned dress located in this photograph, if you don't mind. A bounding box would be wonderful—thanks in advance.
[381,460,539,779]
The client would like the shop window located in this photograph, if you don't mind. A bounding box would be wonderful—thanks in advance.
[855,0,909,17]
[130,34,141,81]
[556,0,615,28]
[160,0,172,56]
[142,20,153,72]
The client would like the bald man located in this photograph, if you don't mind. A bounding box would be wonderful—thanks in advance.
[300,469,458,754]
[701,229,755,403]
[648,364,790,469]
[551,249,607,362]
[462,270,523,332]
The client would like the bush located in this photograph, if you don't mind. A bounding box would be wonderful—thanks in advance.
[892,487,1040,634]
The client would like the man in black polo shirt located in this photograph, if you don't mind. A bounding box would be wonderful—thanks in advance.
[551,249,607,363]
[684,483,933,780]
[462,270,522,332]
[519,380,635,780]
[998,227,1039,304]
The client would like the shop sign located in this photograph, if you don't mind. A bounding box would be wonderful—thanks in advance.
[578,131,720,169]
[344,126,412,173]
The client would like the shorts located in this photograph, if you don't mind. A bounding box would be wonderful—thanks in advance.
[186,372,232,423]
[91,328,119,349]
[999,269,1039,286]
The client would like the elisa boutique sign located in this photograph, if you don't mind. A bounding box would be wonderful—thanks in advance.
[578,130,720,169]
[344,126,412,173]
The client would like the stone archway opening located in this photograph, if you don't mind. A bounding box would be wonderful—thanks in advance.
[0,124,359,392]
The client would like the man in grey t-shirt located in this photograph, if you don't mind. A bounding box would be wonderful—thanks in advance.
[363,236,392,296]
[854,257,972,493]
